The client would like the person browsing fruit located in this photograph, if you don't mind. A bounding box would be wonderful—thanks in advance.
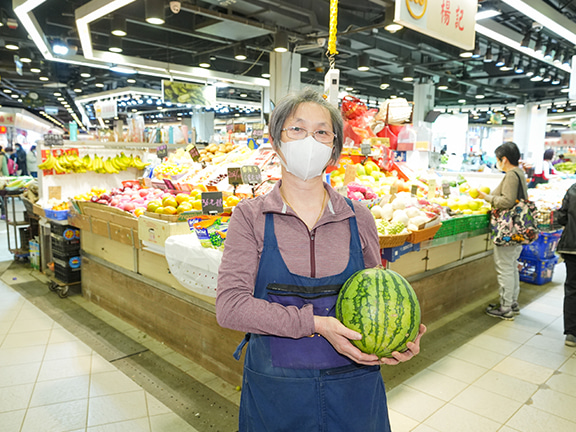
[216,88,425,432]
[478,142,528,320]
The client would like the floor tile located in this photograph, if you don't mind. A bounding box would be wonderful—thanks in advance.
[427,356,488,384]
[87,390,148,427]
[0,345,45,367]
[90,370,143,397]
[506,405,576,432]
[524,333,576,356]
[37,355,92,381]
[529,387,576,422]
[49,327,80,344]
[146,393,173,417]
[1,329,51,349]
[493,356,555,385]
[473,370,538,403]
[44,340,93,361]
[388,409,419,432]
[0,362,41,387]
[451,385,522,424]
[91,353,117,374]
[0,383,34,412]
[424,403,501,432]
[0,409,26,432]
[87,417,151,432]
[546,371,576,396]
[16,305,51,321]
[558,356,576,377]
[149,412,199,432]
[411,425,440,432]
[403,369,468,402]
[20,399,88,432]
[483,323,536,345]
[29,375,90,407]
[509,344,570,370]
[387,384,445,422]
[467,334,521,356]
[448,343,506,369]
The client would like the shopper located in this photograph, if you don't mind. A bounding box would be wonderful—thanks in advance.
[27,144,38,177]
[0,146,9,177]
[6,146,18,176]
[528,148,556,188]
[553,185,576,347]
[216,88,425,432]
[15,143,28,176]
[478,142,529,320]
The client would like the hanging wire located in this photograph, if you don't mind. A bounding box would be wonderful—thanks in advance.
[326,0,339,70]
[240,51,265,76]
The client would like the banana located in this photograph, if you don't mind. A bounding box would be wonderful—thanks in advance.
[104,158,119,174]
[133,156,149,170]
[38,152,56,170]
[53,159,66,174]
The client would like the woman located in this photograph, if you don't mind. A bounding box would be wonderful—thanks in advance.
[528,148,556,188]
[479,142,528,320]
[553,186,576,347]
[216,88,425,431]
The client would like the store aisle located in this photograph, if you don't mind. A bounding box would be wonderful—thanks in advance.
[1,257,575,432]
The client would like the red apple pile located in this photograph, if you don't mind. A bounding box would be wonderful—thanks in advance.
[91,184,172,216]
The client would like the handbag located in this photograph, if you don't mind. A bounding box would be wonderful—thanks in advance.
[490,171,540,246]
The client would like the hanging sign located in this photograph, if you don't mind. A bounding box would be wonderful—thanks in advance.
[201,192,224,215]
[395,0,477,51]
[94,99,118,119]
[43,134,64,146]
[186,143,200,161]
[156,144,168,159]
[241,165,262,185]
[227,167,243,185]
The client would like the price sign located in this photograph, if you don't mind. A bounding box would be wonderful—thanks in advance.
[442,183,451,197]
[428,179,437,200]
[241,165,262,185]
[227,167,243,186]
[156,144,168,159]
[187,144,200,161]
[163,179,176,190]
[360,142,371,156]
[390,184,399,196]
[343,164,357,185]
[43,134,63,146]
[411,185,418,197]
[201,192,224,215]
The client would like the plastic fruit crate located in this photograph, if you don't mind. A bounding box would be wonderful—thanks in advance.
[519,255,558,285]
[51,234,80,255]
[521,230,562,260]
[381,242,420,263]
[44,209,69,221]
[53,256,81,284]
[52,250,81,264]
[50,224,80,240]
[434,219,456,238]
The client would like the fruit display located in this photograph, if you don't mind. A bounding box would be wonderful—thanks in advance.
[199,143,236,163]
[73,187,108,202]
[371,194,442,232]
[553,161,576,174]
[38,151,149,174]
[376,219,407,236]
[0,176,36,192]
[335,268,421,358]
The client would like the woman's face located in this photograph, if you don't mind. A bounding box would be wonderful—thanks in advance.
[280,102,334,146]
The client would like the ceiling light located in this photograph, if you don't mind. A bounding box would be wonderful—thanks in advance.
[240,93,248,98]
[553,49,564,66]
[402,66,414,82]
[357,53,370,71]
[495,51,506,67]
[3,89,11,94]
[437,77,449,90]
[10,94,18,98]
[379,75,390,90]
[530,69,543,81]
[30,66,41,73]
[198,55,211,68]
[383,12,403,33]
[500,54,513,71]
[274,30,289,53]
[145,0,165,25]
[5,42,19,51]
[95,81,105,88]
[109,35,123,53]
[471,43,482,58]
[460,50,473,58]
[520,30,531,49]
[110,65,136,74]
[39,76,49,81]
[552,74,561,85]
[475,87,486,99]
[19,48,32,63]
[544,44,556,60]
[261,64,270,78]
[127,78,136,84]
[525,65,535,77]
[514,60,525,74]
[458,99,467,104]
[534,35,544,55]
[52,39,68,55]
[484,45,493,62]
[542,70,552,83]
[111,15,127,37]
[73,87,82,93]
[476,8,501,20]
[234,45,247,61]
[57,97,64,101]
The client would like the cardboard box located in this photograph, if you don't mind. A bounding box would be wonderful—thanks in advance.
[29,240,40,270]
[138,215,192,249]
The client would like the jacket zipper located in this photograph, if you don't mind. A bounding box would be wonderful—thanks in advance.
[310,229,316,278]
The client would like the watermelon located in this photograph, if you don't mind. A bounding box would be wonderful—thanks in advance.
[336,268,421,358]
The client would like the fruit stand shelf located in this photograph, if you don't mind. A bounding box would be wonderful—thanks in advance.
[39,140,190,150]
[420,228,491,249]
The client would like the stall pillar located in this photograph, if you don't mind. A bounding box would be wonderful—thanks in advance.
[269,52,301,103]
[406,79,435,170]
[513,103,547,168]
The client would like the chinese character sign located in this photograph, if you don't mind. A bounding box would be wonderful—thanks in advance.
[396,0,477,50]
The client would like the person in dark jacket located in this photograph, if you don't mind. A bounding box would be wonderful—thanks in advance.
[15,143,28,176]
[555,184,576,346]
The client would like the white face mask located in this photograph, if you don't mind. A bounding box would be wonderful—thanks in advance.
[279,136,333,181]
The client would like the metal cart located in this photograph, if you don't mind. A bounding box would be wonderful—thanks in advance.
[1,190,30,260]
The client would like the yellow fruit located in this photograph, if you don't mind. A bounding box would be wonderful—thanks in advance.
[479,186,491,194]
[163,206,177,215]
[147,200,162,213]
[176,193,190,204]
[356,164,366,177]
[134,208,145,217]
[189,189,200,198]
[469,188,479,199]
[225,196,241,207]
[162,196,178,208]
[177,201,193,213]
[459,183,470,193]
[191,199,202,211]
[155,206,165,214]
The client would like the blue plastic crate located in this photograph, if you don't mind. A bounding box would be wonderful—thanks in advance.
[381,242,420,263]
[44,209,69,221]
[521,229,562,259]
[519,255,558,285]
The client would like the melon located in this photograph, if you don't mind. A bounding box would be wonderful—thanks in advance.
[336,268,421,358]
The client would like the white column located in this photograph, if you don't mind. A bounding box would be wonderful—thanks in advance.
[513,103,547,169]
[269,52,301,104]
[413,80,435,124]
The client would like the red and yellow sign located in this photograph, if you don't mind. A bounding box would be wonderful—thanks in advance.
[396,0,477,51]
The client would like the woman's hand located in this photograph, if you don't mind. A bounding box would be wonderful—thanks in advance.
[477,191,488,201]
[380,324,426,365]
[314,316,382,366]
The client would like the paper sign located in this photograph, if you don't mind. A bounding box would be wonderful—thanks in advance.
[343,165,356,185]
[44,134,63,146]
[187,144,200,161]
[201,192,224,215]
[442,183,451,197]
[360,142,371,156]
[241,165,262,185]
[428,179,437,199]
[48,186,62,201]
[156,145,168,159]
[390,184,399,196]
[227,167,243,185]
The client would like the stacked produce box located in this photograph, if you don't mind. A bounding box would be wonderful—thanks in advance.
[50,224,81,283]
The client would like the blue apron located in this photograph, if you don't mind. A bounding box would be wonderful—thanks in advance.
[234,200,390,432]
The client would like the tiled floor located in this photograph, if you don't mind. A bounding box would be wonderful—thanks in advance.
[0,231,575,431]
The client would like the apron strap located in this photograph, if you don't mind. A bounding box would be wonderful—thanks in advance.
[233,333,251,360]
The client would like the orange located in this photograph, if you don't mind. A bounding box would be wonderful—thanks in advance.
[189,189,200,198]
[163,206,177,215]
[155,206,165,214]
[134,208,145,217]
[162,195,178,208]
[225,196,241,207]
[147,200,161,212]
[191,199,202,211]
[176,201,193,213]
[176,193,190,204]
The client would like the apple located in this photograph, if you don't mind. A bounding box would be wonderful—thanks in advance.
[124,202,135,212]
[100,193,111,202]
[97,199,108,204]
[110,198,120,206]
[139,189,149,197]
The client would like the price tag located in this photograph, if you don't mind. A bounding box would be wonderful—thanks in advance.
[156,144,168,159]
[411,185,418,197]
[227,167,243,186]
[390,184,399,196]
[241,165,262,185]
[360,142,371,156]
[187,144,200,161]
[163,179,176,190]
[201,192,224,215]
[343,164,356,185]
[442,183,451,197]
[428,179,437,199]
[43,134,63,146]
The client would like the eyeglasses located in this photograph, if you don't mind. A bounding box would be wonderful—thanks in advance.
[281,126,336,144]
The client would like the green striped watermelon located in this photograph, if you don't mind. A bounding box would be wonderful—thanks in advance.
[336,268,421,358]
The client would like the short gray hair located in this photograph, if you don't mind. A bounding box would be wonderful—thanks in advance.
[269,87,343,164]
